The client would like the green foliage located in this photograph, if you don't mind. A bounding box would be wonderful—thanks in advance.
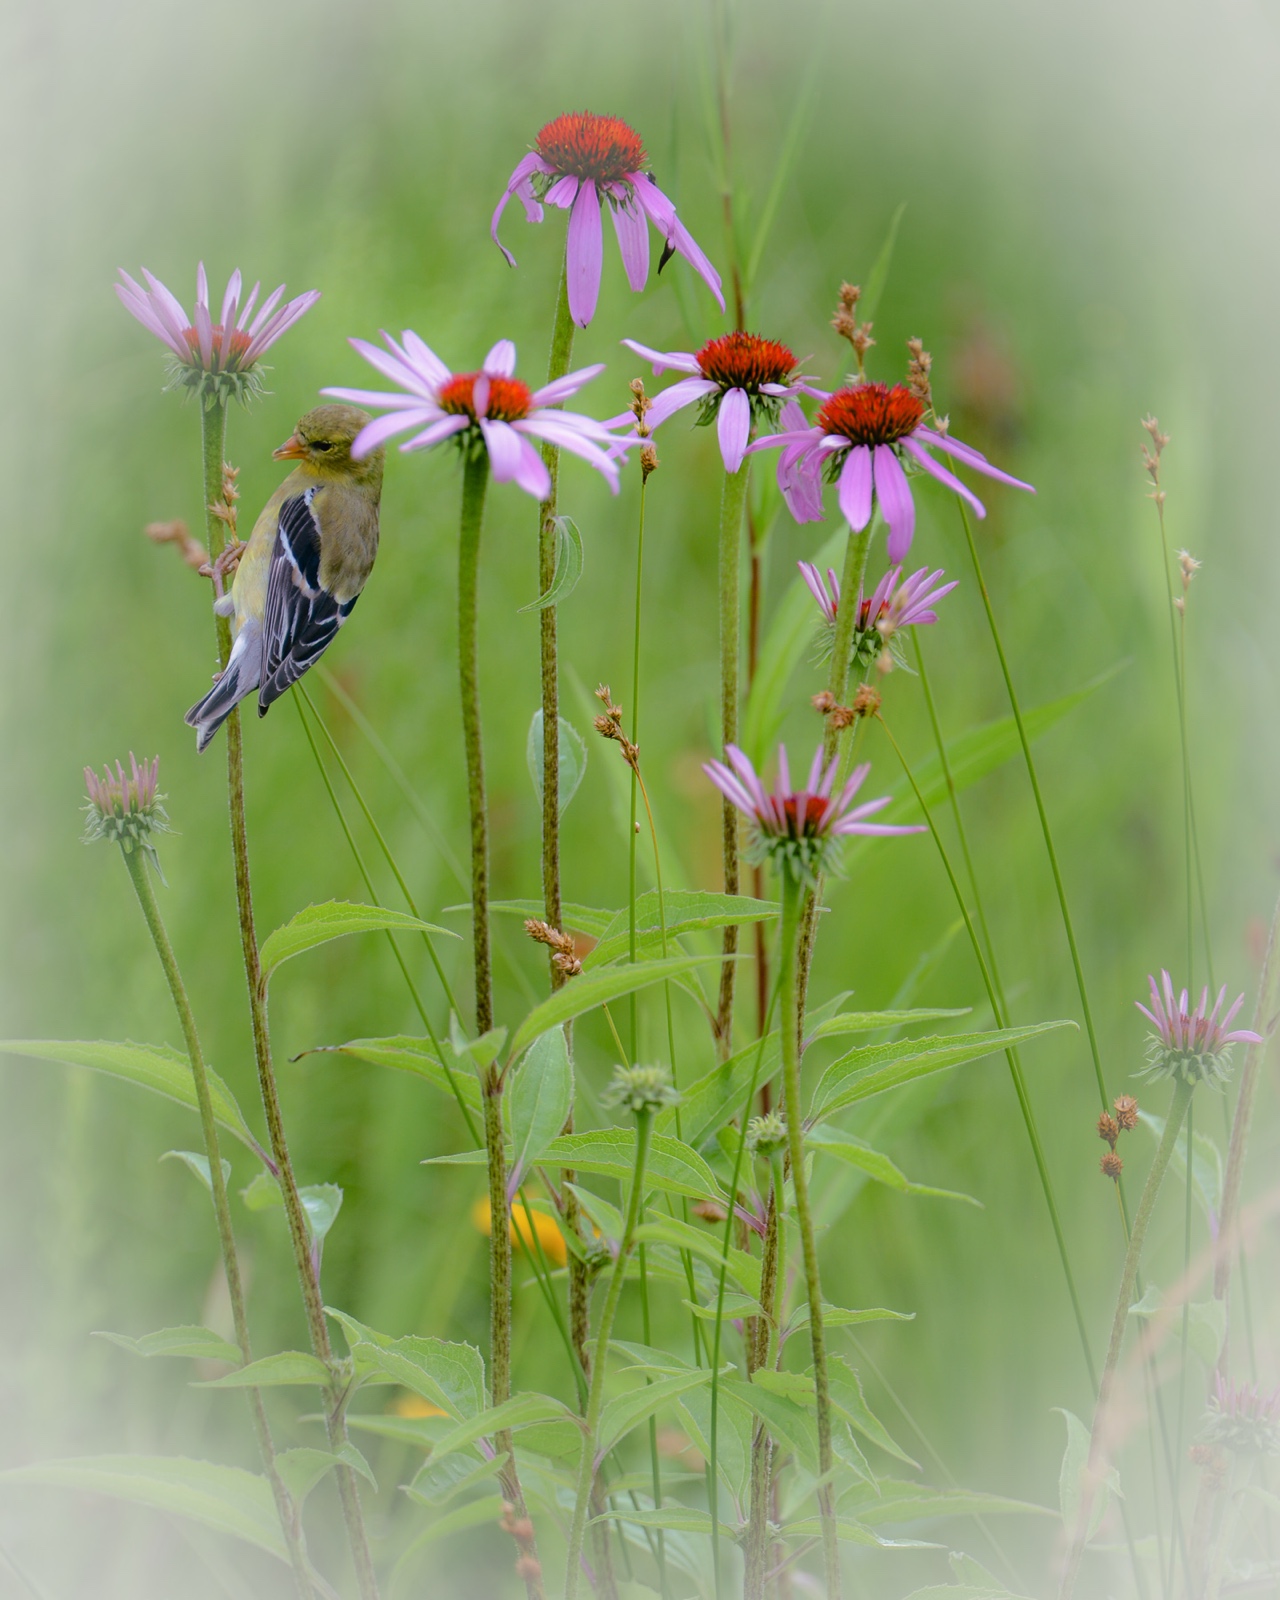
[585,888,779,968]
[198,1351,332,1388]
[525,710,588,818]
[315,1034,483,1111]
[259,900,456,982]
[1054,1406,1120,1545]
[93,1326,242,1363]
[517,515,584,612]
[504,1025,572,1189]
[327,1311,486,1419]
[160,1148,231,1193]
[806,1124,980,1204]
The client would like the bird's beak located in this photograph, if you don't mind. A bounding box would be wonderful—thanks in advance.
[273,432,309,461]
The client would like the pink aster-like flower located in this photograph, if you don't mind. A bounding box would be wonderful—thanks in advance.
[610,332,817,474]
[1135,971,1261,1087]
[323,333,624,498]
[83,754,171,876]
[491,110,724,328]
[116,264,319,405]
[798,560,957,671]
[750,381,1034,563]
[704,742,921,883]
[1204,1374,1280,1455]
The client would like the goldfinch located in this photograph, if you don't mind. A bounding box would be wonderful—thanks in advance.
[186,404,383,752]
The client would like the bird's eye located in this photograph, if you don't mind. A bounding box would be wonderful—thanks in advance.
[312,440,333,452]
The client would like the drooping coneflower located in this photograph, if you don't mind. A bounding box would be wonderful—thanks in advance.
[704,742,920,885]
[1202,1374,1280,1456]
[751,380,1033,562]
[1135,970,1261,1087]
[612,332,816,473]
[116,265,319,406]
[492,111,724,327]
[324,334,626,497]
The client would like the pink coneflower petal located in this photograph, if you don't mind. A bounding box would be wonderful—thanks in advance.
[322,386,432,411]
[351,407,440,458]
[516,417,621,490]
[483,339,518,378]
[140,270,190,340]
[838,446,873,530]
[610,196,650,292]
[901,437,986,518]
[195,262,210,315]
[633,176,725,310]
[398,414,469,453]
[491,151,549,267]
[717,386,752,474]
[245,291,321,362]
[798,562,832,618]
[545,174,580,209]
[348,335,436,398]
[194,296,214,369]
[530,363,608,408]
[644,375,718,430]
[567,180,604,327]
[915,427,1035,493]
[235,281,260,331]
[512,435,553,499]
[621,339,701,376]
[219,269,241,332]
[400,329,451,389]
[471,374,491,418]
[873,445,915,563]
[479,418,526,482]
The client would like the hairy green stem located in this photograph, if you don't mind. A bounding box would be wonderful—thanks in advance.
[744,1160,785,1599]
[629,475,648,1056]
[122,849,312,1599]
[778,870,838,1597]
[565,1110,655,1600]
[539,259,576,988]
[199,400,379,1600]
[458,450,493,1033]
[1059,1077,1195,1600]
[715,461,751,1060]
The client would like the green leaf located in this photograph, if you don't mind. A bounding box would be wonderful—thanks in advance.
[722,1378,818,1474]
[509,952,733,1059]
[828,1356,917,1465]
[236,1174,343,1248]
[526,710,587,820]
[310,1035,482,1112]
[506,1027,572,1190]
[411,1392,577,1473]
[807,1125,981,1205]
[596,1369,712,1461]
[657,1029,781,1149]
[0,1040,261,1155]
[259,901,456,981]
[810,1022,1074,1119]
[1138,1109,1223,1218]
[785,1303,915,1334]
[198,1351,332,1389]
[540,1128,726,1204]
[482,899,618,938]
[391,1493,507,1582]
[161,1150,231,1193]
[449,1013,507,1070]
[805,1007,971,1043]
[404,1450,505,1506]
[589,1505,715,1536]
[677,1384,754,1499]
[586,890,780,969]
[327,1311,485,1419]
[240,1171,280,1211]
[683,1291,761,1322]
[272,1443,376,1502]
[518,515,584,612]
[843,1478,1055,1525]
[860,202,908,322]
[632,1217,761,1297]
[93,1326,241,1364]
[0,1455,287,1559]
[775,1516,898,1547]
[1129,1288,1226,1368]
[1054,1407,1119,1544]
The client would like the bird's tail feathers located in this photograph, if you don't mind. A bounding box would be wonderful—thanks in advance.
[185,628,261,753]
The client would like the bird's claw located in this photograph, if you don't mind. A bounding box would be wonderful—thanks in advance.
[199,539,246,601]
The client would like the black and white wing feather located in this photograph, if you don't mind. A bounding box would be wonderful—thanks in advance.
[258,489,358,714]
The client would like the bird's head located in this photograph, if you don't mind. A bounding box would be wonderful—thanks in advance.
[273,405,383,487]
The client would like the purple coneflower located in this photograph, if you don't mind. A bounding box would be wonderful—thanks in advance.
[1135,971,1261,1087]
[798,561,957,667]
[751,381,1033,563]
[492,111,724,328]
[1203,1374,1280,1455]
[612,332,816,474]
[84,754,170,874]
[704,742,920,884]
[323,334,624,498]
[116,264,319,406]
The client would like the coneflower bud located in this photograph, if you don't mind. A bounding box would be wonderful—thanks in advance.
[1136,971,1261,1088]
[747,1110,787,1158]
[1202,1375,1280,1457]
[604,1063,680,1115]
[1113,1094,1139,1131]
[1097,1112,1120,1149]
[84,754,172,878]
[1100,1151,1123,1180]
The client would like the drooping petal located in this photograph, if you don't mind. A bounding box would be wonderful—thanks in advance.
[610,195,651,292]
[837,446,873,530]
[322,386,435,411]
[566,180,604,327]
[483,339,517,378]
[900,437,986,518]
[139,270,190,340]
[633,176,725,310]
[620,338,701,376]
[480,418,524,482]
[544,174,580,209]
[873,446,916,563]
[915,427,1035,493]
[246,284,286,337]
[491,151,548,267]
[717,387,752,474]
[243,291,320,362]
[516,416,621,491]
[644,375,717,430]
[530,363,607,408]
[512,434,552,499]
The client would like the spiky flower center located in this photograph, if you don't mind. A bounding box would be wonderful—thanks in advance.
[180,325,254,371]
[780,794,833,839]
[536,112,646,184]
[695,331,797,392]
[818,383,924,447]
[438,372,533,423]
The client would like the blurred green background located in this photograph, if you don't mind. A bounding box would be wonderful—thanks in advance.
[2,0,1278,1594]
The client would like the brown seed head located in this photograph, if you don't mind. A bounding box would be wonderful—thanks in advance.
[145,519,209,572]
[1097,1112,1120,1148]
[812,690,838,715]
[1178,550,1200,592]
[1113,1094,1139,1131]
[839,282,861,312]
[906,337,933,408]
[852,685,882,719]
[1189,1443,1228,1489]
[629,377,652,436]
[829,704,857,730]
[524,918,576,959]
[552,951,583,978]
[1100,1151,1124,1180]
[640,442,659,480]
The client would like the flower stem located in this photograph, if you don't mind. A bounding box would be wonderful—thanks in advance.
[955,501,1111,1110]
[777,869,838,1597]
[198,400,379,1600]
[564,1110,655,1600]
[628,474,649,1058]
[458,449,493,1033]
[538,257,576,990]
[120,848,312,1600]
[1059,1076,1195,1600]
[744,1159,785,1600]
[715,461,751,1060]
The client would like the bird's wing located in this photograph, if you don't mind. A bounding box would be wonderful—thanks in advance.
[258,489,358,713]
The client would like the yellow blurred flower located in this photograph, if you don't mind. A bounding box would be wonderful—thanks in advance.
[388,1393,448,1419]
[470,1196,567,1268]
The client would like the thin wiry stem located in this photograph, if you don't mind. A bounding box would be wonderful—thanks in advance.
[715,461,751,1059]
[199,398,379,1600]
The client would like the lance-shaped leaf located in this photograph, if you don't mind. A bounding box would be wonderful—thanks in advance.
[314,1035,482,1113]
[94,1326,241,1363]
[586,890,780,969]
[809,1021,1074,1120]
[540,1129,726,1205]
[505,1026,572,1196]
[405,1450,506,1507]
[198,1351,332,1389]
[596,1368,713,1464]
[410,1392,577,1475]
[806,1125,980,1205]
[273,1444,376,1503]
[632,1217,761,1297]
[0,1456,287,1559]
[477,899,618,937]
[508,952,736,1059]
[1055,1406,1120,1544]
[518,514,583,612]
[827,1356,917,1465]
[526,711,588,819]
[843,1477,1055,1525]
[0,1040,263,1155]
[785,1303,914,1336]
[721,1377,819,1474]
[804,1006,970,1044]
[327,1310,485,1420]
[259,901,456,983]
[161,1150,232,1194]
